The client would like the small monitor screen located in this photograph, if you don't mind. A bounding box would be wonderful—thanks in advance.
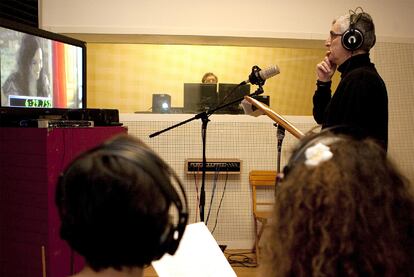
[218,83,250,114]
[0,19,86,109]
[183,83,217,113]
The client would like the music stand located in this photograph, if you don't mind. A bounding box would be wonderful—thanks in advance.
[244,96,304,139]
[244,96,304,191]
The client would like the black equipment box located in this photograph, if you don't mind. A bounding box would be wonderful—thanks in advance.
[0,108,121,127]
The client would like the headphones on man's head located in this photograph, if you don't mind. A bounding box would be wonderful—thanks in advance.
[341,10,365,51]
[56,135,188,262]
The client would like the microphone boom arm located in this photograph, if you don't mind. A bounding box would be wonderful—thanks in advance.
[149,85,264,138]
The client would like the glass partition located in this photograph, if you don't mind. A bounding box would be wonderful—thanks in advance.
[86,42,339,115]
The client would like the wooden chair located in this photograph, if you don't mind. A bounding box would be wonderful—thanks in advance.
[249,170,277,263]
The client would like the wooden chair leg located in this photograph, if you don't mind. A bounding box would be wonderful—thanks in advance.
[255,218,267,264]
[252,217,261,264]
[253,218,258,251]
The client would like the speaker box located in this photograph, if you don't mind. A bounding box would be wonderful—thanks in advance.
[66,109,120,126]
[152,94,171,113]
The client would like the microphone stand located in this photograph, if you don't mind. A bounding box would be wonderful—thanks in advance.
[274,123,285,195]
[275,123,285,174]
[150,84,264,222]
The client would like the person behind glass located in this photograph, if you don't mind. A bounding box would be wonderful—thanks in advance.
[2,34,50,102]
[201,72,218,84]
[313,7,388,150]
[55,135,188,277]
[261,131,414,277]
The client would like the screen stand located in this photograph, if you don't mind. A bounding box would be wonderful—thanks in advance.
[150,84,264,222]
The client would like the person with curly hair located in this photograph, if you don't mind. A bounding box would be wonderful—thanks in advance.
[55,135,188,277]
[261,131,414,277]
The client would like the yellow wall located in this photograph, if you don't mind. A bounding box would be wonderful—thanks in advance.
[87,43,337,115]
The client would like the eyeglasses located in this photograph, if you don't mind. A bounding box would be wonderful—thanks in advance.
[329,30,343,40]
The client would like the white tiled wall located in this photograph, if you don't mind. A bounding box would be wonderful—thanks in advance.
[371,42,414,182]
[121,114,316,248]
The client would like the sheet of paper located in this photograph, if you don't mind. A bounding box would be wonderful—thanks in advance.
[152,222,236,277]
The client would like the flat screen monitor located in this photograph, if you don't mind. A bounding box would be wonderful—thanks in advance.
[183,83,217,113]
[252,95,270,106]
[217,83,250,114]
[0,18,86,111]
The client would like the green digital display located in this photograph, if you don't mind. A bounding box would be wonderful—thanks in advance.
[24,98,52,108]
[9,96,52,108]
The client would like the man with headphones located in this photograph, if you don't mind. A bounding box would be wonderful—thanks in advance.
[55,134,188,277]
[313,7,388,150]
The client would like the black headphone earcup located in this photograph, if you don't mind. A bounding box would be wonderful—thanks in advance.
[148,222,172,260]
[156,209,188,257]
[163,225,179,255]
[342,28,364,51]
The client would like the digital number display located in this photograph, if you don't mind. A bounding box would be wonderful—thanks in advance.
[24,98,52,108]
[9,96,52,108]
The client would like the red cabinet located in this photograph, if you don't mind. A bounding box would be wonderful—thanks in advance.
[0,127,127,277]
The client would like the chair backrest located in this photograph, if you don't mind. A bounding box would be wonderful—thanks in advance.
[249,170,277,215]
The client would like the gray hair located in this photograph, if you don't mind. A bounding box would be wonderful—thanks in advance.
[334,11,376,51]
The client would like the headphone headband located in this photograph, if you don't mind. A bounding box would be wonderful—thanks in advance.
[281,128,350,180]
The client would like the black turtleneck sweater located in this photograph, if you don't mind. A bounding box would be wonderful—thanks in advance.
[313,53,388,150]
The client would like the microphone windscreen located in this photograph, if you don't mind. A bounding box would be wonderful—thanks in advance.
[259,65,280,80]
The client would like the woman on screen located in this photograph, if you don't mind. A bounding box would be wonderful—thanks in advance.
[2,34,50,103]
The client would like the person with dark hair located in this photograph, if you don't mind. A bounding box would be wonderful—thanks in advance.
[262,131,414,277]
[202,72,218,84]
[313,7,388,150]
[55,134,188,277]
[2,34,50,103]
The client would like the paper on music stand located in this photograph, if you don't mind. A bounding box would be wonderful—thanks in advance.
[240,98,264,117]
[152,222,236,277]
[244,96,304,139]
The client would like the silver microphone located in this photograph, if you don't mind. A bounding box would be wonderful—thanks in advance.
[243,65,280,86]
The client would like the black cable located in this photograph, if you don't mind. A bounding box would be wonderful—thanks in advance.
[193,166,201,222]
[70,249,75,274]
[205,165,220,225]
[218,83,245,107]
[211,169,229,234]
[226,252,257,268]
